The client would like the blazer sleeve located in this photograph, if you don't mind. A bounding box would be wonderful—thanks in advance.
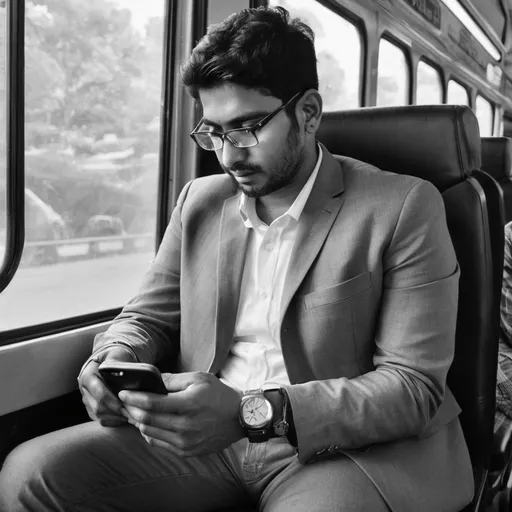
[500,222,512,346]
[285,180,460,461]
[90,181,193,364]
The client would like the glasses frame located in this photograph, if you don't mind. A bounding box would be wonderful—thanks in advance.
[190,91,302,151]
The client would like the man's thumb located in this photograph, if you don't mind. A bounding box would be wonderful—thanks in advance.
[161,372,196,392]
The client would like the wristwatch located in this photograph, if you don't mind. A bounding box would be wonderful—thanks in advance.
[239,388,289,443]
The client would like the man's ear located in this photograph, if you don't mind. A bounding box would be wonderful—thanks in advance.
[299,89,323,134]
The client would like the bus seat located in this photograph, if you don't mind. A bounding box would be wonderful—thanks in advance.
[479,138,512,500]
[482,137,512,223]
[317,105,499,512]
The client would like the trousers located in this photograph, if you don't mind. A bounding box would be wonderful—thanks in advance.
[0,421,390,512]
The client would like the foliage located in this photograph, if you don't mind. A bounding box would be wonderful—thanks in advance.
[22,0,163,237]
[26,0,142,144]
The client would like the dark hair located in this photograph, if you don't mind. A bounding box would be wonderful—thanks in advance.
[181,6,318,102]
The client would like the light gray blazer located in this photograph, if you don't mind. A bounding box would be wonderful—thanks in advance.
[95,145,474,511]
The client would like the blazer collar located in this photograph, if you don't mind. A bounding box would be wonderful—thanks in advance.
[279,144,345,320]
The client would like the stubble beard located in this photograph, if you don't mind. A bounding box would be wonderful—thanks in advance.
[228,127,303,198]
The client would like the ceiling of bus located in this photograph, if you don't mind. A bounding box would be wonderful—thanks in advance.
[471,0,506,41]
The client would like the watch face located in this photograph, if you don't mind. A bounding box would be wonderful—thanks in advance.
[241,396,272,428]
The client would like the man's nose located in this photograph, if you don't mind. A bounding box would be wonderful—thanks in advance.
[218,138,247,170]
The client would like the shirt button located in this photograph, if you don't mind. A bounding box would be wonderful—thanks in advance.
[260,291,268,299]
[265,243,274,251]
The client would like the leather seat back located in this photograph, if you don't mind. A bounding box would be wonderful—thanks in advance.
[481,137,512,223]
[317,105,498,473]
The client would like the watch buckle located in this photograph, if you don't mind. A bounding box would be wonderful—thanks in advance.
[274,419,289,436]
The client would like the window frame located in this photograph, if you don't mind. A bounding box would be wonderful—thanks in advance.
[376,33,412,107]
[0,0,24,296]
[0,0,180,345]
[415,57,444,105]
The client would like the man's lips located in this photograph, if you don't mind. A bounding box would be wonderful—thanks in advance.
[231,169,257,178]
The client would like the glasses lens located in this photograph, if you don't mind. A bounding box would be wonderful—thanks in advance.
[228,130,258,148]
[193,133,222,151]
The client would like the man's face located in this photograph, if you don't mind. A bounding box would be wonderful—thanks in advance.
[198,84,304,198]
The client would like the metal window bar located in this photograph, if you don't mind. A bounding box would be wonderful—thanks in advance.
[0,0,24,294]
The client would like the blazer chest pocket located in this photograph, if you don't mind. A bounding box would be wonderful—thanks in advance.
[304,272,371,311]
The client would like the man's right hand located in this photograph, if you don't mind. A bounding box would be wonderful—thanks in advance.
[78,347,136,427]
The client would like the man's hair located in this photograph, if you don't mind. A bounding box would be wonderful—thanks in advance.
[181,6,318,102]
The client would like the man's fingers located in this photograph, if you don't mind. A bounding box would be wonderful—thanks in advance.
[123,405,185,431]
[161,372,201,392]
[119,372,209,412]
[84,374,125,414]
[133,424,194,457]
[82,383,125,419]
[118,389,190,414]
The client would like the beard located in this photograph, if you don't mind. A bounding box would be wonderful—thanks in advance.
[226,126,303,198]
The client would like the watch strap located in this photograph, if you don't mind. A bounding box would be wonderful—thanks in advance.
[265,388,289,437]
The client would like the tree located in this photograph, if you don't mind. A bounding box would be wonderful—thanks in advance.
[26,0,143,148]
[22,1,165,239]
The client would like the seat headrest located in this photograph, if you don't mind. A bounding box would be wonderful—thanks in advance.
[316,105,481,192]
[481,137,512,180]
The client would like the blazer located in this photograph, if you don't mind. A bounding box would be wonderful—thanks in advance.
[94,145,474,511]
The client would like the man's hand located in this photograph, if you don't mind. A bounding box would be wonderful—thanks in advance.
[77,347,136,427]
[118,372,244,457]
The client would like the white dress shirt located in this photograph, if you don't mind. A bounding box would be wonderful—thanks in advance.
[219,145,323,391]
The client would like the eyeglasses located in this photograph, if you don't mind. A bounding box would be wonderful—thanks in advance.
[190,92,302,151]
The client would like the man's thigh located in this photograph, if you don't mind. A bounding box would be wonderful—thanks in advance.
[0,421,250,512]
[260,454,390,512]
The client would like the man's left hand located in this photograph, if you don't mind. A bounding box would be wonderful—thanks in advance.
[118,372,244,457]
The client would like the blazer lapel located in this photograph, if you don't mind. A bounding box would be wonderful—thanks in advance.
[280,148,345,322]
[208,194,249,374]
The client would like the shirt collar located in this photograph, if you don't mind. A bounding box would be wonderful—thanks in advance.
[239,143,323,228]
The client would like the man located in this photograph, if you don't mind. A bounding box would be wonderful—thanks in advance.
[496,221,512,432]
[0,6,473,512]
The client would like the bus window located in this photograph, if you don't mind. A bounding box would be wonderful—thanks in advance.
[0,0,165,331]
[504,113,512,138]
[475,95,494,136]
[208,0,249,25]
[0,3,4,269]
[416,61,443,105]
[270,0,362,111]
[447,80,469,106]
[376,39,409,107]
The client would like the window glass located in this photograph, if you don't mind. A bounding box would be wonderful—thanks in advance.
[208,0,249,25]
[376,39,409,107]
[447,80,469,106]
[0,2,5,271]
[475,95,494,136]
[270,0,362,110]
[416,61,443,105]
[0,0,165,330]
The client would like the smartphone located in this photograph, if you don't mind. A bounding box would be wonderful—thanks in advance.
[98,361,167,395]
